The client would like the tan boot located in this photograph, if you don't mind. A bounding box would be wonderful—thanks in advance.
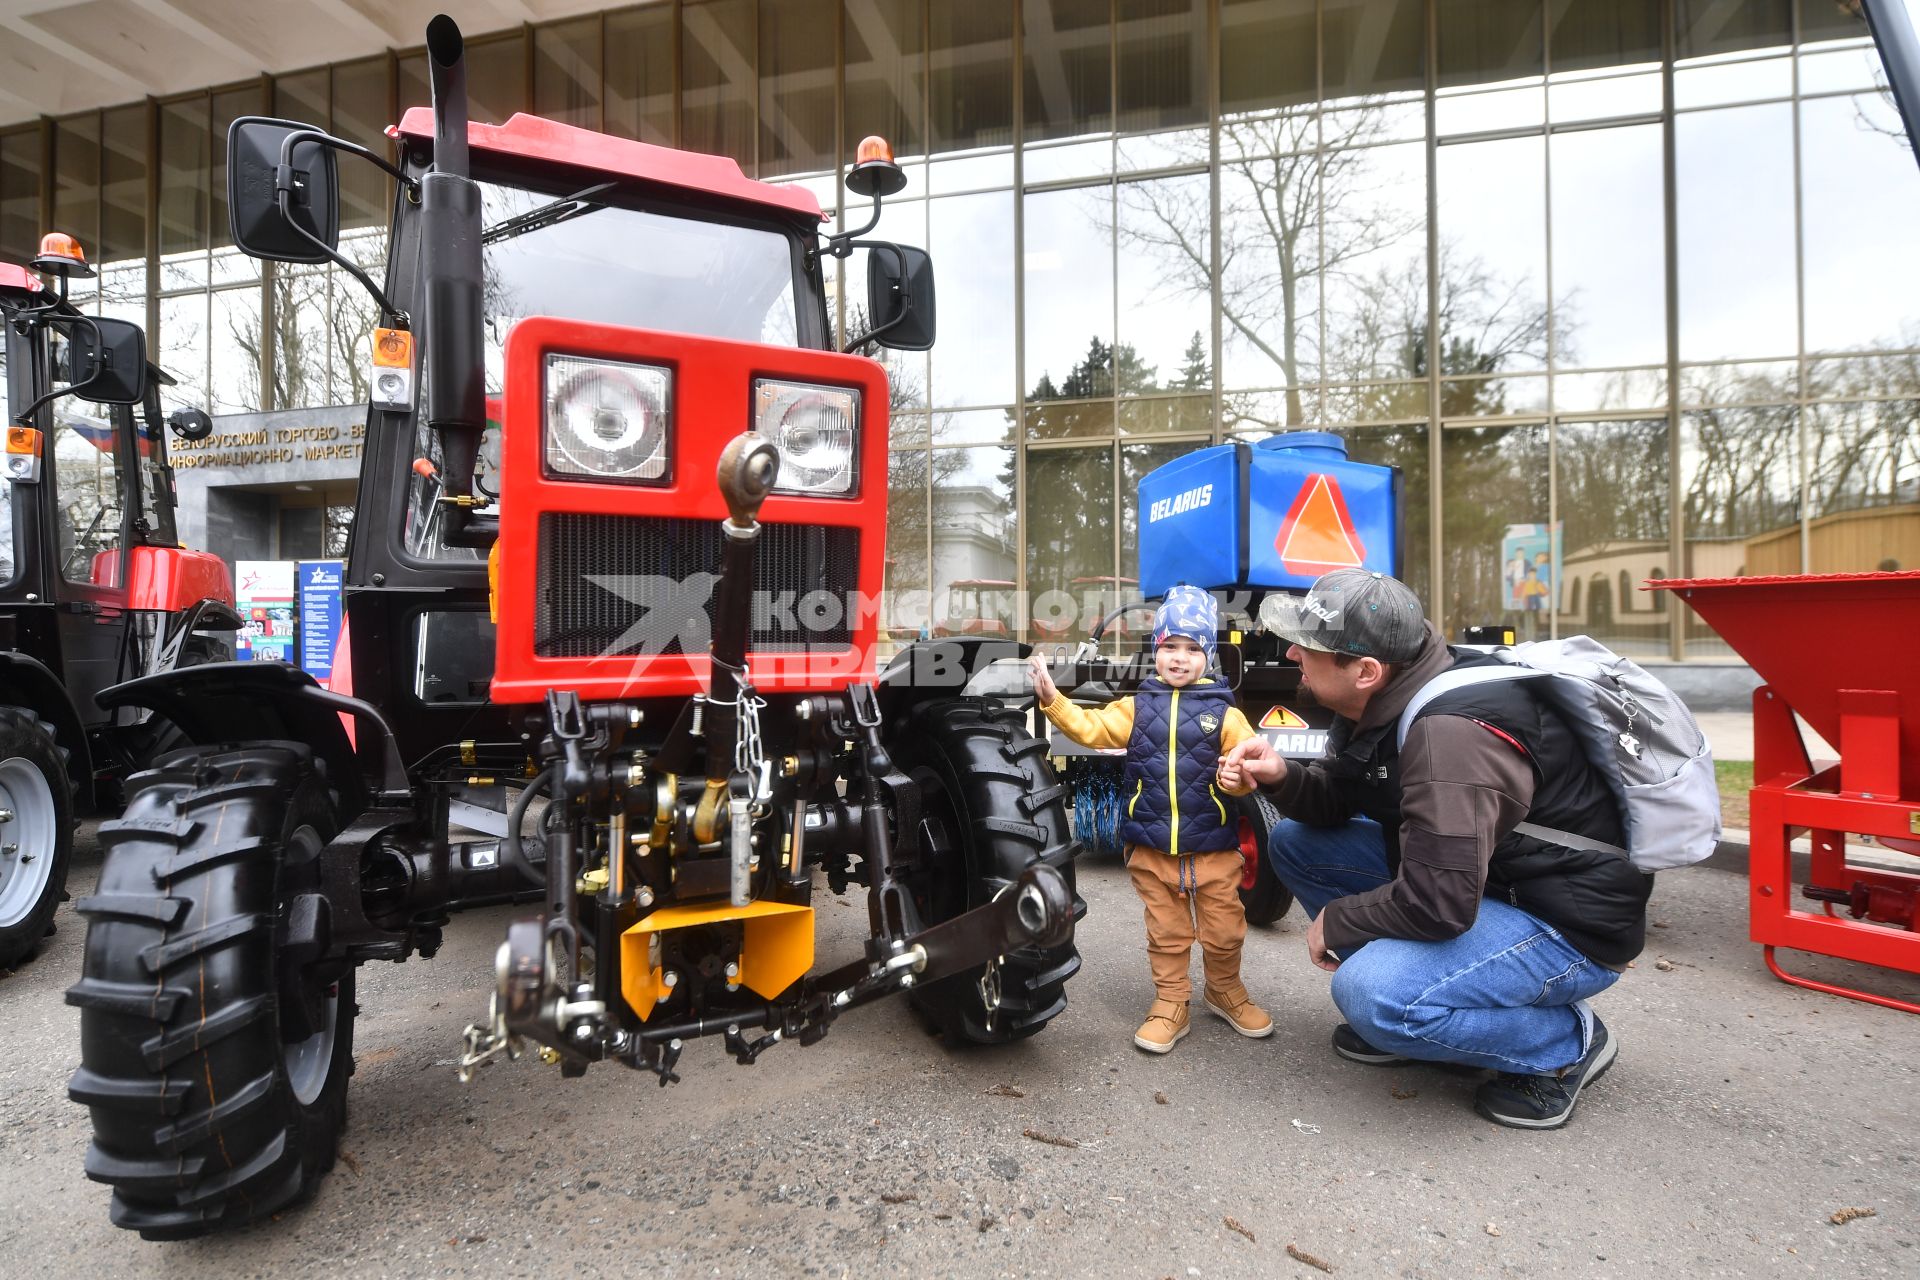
[1134,999,1191,1054]
[1203,985,1274,1039]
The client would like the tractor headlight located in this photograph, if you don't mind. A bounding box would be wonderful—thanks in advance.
[753,379,859,497]
[545,354,672,483]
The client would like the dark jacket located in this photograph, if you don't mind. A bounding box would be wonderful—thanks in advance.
[1120,677,1241,857]
[1267,624,1652,966]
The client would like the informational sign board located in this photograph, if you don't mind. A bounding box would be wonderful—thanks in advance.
[298,559,345,687]
[1501,523,1563,614]
[235,560,297,662]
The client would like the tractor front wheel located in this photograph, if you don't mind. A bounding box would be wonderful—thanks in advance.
[68,742,355,1239]
[1236,791,1293,927]
[890,697,1084,1044]
[0,708,73,970]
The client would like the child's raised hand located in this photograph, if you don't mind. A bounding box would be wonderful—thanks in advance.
[1028,651,1059,705]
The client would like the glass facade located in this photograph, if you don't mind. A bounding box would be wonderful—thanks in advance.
[2,1,1916,657]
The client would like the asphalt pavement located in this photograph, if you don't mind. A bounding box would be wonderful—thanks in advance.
[1,825,1916,1278]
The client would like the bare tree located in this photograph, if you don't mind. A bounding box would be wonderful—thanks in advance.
[1114,105,1421,426]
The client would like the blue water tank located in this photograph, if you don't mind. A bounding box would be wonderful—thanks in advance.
[1136,431,1399,596]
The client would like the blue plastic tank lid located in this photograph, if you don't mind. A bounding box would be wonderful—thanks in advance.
[1254,430,1348,460]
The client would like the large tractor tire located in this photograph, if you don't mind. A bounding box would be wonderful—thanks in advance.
[0,708,74,970]
[1236,791,1293,927]
[890,697,1084,1045]
[67,742,355,1239]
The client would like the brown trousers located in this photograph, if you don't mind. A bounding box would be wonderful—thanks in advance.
[1126,845,1248,1003]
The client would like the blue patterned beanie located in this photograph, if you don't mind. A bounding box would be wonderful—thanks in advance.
[1152,584,1218,665]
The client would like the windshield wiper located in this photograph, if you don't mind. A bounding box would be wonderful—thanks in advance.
[482,182,616,246]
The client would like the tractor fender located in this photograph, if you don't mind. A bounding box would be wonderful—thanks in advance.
[96,662,410,813]
[179,596,245,637]
[877,637,1032,723]
[0,651,96,806]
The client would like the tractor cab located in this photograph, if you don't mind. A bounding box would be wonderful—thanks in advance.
[0,253,234,721]
[0,245,238,971]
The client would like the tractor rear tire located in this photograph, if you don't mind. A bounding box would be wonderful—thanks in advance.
[891,697,1084,1045]
[1236,791,1294,927]
[0,709,73,970]
[67,742,355,1239]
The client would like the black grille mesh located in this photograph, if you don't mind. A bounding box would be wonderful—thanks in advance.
[535,513,861,658]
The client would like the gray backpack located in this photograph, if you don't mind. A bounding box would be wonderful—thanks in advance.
[1397,636,1722,873]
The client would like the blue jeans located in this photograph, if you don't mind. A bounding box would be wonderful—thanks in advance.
[1268,817,1620,1075]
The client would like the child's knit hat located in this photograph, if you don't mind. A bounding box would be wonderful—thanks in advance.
[1152,584,1218,665]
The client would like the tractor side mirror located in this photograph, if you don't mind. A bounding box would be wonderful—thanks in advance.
[227,116,341,264]
[860,243,936,352]
[66,317,148,406]
[168,406,215,442]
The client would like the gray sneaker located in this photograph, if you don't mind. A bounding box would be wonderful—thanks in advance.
[1473,1018,1617,1130]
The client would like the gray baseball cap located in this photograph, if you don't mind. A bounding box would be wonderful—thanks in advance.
[1259,569,1427,664]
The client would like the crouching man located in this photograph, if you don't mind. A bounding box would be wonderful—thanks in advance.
[1218,569,1649,1130]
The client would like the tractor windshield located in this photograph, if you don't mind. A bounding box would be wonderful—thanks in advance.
[404,176,806,559]
[473,180,800,377]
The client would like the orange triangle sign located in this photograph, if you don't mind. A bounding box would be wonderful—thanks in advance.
[1260,705,1309,729]
[1276,473,1367,575]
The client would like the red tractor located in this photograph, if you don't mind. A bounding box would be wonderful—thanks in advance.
[0,249,237,971]
[68,15,1080,1239]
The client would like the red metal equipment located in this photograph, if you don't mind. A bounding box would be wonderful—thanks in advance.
[1658,570,1920,1014]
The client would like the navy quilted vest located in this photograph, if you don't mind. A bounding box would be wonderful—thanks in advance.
[1119,677,1239,856]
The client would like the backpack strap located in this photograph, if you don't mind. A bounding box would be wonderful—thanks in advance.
[1508,821,1628,858]
[1396,664,1630,860]
[1395,665,1542,752]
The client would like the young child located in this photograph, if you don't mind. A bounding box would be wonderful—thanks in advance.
[1030,584,1272,1053]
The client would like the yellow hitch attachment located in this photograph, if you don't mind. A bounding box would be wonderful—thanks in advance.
[620,900,814,1021]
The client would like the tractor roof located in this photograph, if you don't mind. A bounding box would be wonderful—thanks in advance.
[391,110,826,224]
[0,262,45,294]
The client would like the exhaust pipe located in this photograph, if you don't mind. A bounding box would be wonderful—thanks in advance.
[426,15,469,178]
[421,14,487,545]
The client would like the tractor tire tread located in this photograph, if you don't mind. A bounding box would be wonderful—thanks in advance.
[65,977,188,1021]
[973,816,1047,846]
[137,913,270,973]
[149,835,275,882]
[75,893,189,927]
[69,741,352,1240]
[142,994,273,1071]
[892,697,1081,1046]
[68,1068,193,1117]
[84,1145,205,1190]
